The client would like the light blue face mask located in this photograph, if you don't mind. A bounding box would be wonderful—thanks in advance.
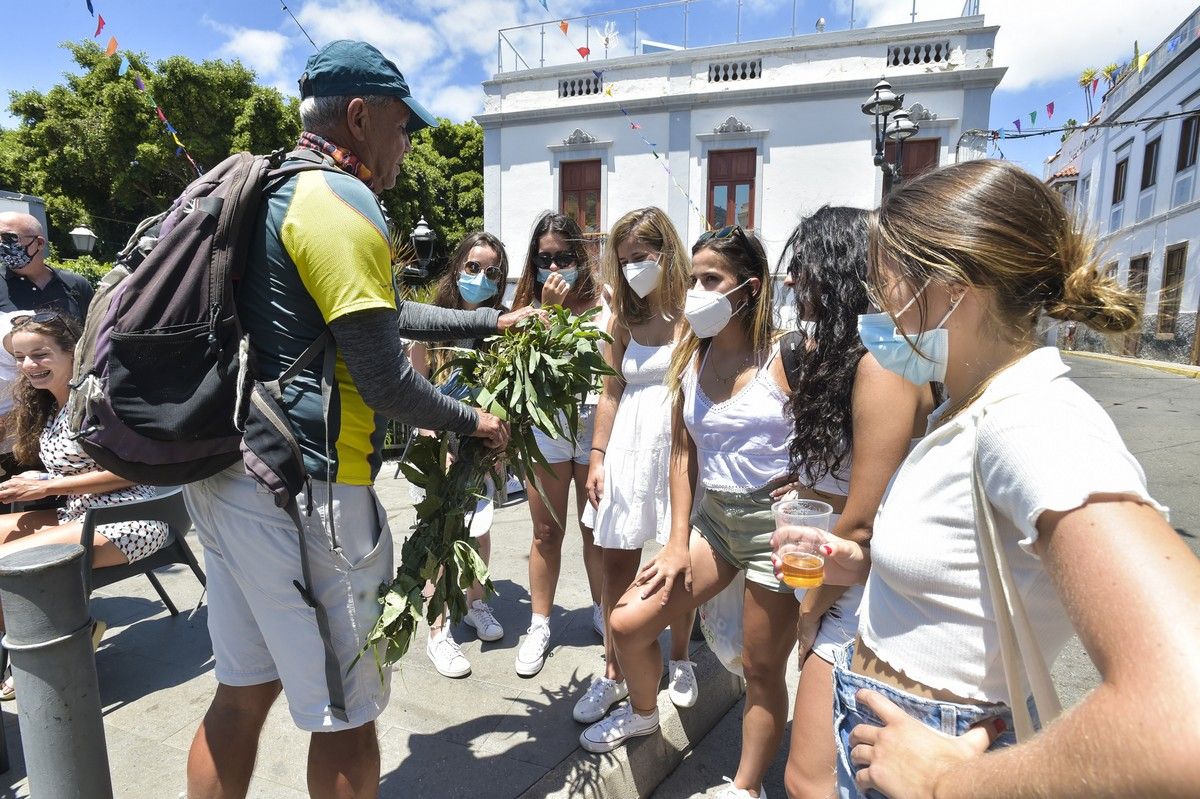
[857,284,962,385]
[457,271,498,304]
[537,267,579,288]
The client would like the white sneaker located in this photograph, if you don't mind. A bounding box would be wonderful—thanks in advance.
[580,703,659,753]
[463,600,504,641]
[515,620,552,676]
[592,603,605,638]
[505,473,525,496]
[573,676,629,723]
[426,631,471,678]
[667,659,699,708]
[714,778,767,799]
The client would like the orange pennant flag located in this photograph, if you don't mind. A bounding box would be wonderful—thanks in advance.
[559,20,569,34]
[105,36,118,57]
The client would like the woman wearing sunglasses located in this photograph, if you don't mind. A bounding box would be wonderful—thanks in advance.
[798,160,1199,798]
[0,311,168,699]
[572,207,699,726]
[409,231,512,679]
[510,211,607,677]
[583,225,791,799]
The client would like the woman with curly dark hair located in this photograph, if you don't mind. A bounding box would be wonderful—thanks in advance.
[770,206,934,799]
[0,311,168,699]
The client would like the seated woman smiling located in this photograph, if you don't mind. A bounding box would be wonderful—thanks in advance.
[0,311,168,699]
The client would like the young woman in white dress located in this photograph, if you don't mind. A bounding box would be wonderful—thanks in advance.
[573,207,698,725]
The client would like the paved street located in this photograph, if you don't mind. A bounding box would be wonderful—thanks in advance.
[1,354,1197,798]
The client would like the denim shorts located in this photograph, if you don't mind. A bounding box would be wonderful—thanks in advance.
[832,640,1021,799]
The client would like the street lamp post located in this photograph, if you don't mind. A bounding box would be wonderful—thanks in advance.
[862,78,920,195]
[68,225,97,255]
[403,216,437,282]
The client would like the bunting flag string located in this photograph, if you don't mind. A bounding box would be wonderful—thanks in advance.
[81,1,203,175]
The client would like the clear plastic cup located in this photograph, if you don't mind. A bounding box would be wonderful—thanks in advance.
[772,499,833,590]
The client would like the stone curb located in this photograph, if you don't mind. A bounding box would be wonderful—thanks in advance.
[1065,350,1200,378]
[520,645,745,799]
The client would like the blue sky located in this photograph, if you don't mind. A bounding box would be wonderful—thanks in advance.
[3,0,1197,176]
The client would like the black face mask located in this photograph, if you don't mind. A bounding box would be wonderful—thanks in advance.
[0,233,37,272]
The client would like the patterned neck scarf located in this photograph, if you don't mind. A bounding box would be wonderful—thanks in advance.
[296,131,374,183]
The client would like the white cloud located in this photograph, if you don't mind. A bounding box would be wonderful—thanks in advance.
[296,0,441,73]
[216,27,293,80]
[426,83,485,121]
[847,0,1198,92]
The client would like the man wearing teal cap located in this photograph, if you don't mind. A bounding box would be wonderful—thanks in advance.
[183,39,533,798]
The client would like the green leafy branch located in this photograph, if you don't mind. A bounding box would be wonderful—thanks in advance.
[358,307,614,673]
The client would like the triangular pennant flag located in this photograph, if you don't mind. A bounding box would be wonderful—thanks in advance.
[94,15,105,37]
[117,56,129,76]
[538,0,547,8]
[134,76,145,91]
[86,0,94,15]
[156,106,167,123]
[1013,118,1021,133]
[176,146,184,157]
[603,84,613,96]
[172,133,184,147]
[1030,110,1037,126]
[1137,53,1149,72]
[592,69,604,80]
[630,122,641,129]
[1046,101,1055,119]
[104,36,118,56]
[165,122,177,134]
[577,46,590,58]
[1092,77,1099,94]
[559,20,568,34]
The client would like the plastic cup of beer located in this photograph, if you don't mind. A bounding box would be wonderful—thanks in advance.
[772,499,833,590]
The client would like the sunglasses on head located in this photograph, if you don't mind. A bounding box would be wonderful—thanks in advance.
[697,225,758,265]
[11,311,67,328]
[534,251,577,269]
[463,261,503,282]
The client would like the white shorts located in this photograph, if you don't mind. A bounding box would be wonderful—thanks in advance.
[809,584,864,665]
[531,404,596,465]
[184,466,393,732]
[409,479,494,537]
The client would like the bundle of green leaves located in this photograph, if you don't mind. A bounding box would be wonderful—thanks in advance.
[359,307,613,672]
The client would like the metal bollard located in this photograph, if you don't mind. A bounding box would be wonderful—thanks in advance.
[0,543,113,798]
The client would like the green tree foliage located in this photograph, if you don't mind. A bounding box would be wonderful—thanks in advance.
[1,41,485,267]
[0,41,300,259]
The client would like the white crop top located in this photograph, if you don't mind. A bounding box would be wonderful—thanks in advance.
[859,348,1168,704]
[682,342,793,492]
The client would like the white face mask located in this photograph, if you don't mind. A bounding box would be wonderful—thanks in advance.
[622,258,662,298]
[684,280,749,339]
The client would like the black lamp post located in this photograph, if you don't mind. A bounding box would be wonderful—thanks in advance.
[403,216,437,281]
[862,78,920,195]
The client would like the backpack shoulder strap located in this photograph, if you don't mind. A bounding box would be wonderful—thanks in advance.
[780,330,805,392]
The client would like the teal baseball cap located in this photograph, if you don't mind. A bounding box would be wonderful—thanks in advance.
[298,40,438,133]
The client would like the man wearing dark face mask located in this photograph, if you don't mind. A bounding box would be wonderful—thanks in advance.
[0,212,94,323]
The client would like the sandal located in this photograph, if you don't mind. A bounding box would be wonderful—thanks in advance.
[0,671,13,702]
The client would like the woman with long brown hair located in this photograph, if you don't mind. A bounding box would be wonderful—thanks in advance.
[787,159,1200,797]
[584,225,794,799]
[510,211,608,678]
[409,231,512,679]
[0,312,167,698]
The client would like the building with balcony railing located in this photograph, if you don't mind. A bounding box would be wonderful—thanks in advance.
[1044,5,1200,366]
[475,1,1004,302]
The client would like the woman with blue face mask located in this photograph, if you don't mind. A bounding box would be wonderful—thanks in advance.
[767,206,935,799]
[510,212,608,678]
[785,159,1198,798]
[409,231,510,680]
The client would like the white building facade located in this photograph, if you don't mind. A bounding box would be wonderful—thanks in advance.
[476,8,1004,297]
[1044,6,1200,366]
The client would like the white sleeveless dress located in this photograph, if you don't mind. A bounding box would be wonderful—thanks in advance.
[591,338,675,549]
